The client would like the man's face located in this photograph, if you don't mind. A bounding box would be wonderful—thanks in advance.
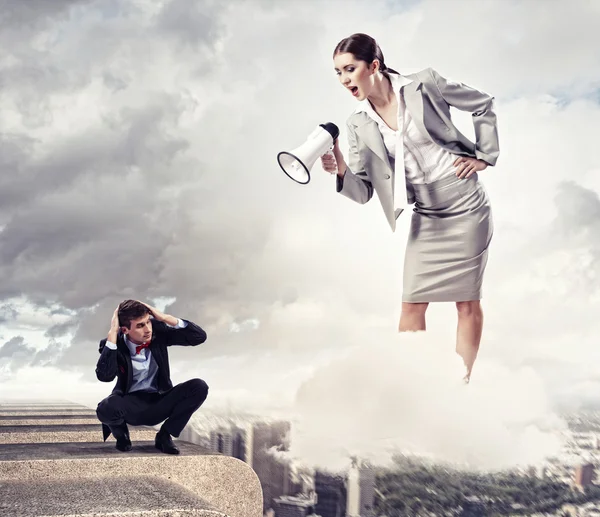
[122,314,152,344]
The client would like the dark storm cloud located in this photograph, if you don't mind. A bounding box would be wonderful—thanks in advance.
[0,337,32,358]
[0,94,196,308]
[0,134,39,216]
[31,341,65,367]
[0,0,89,28]
[45,320,78,339]
[0,0,289,371]
[0,336,61,374]
[0,304,18,324]
[553,180,600,237]
[0,2,96,120]
[156,0,224,49]
[0,337,33,376]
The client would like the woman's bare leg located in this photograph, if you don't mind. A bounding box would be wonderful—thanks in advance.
[455,300,484,382]
[398,302,429,332]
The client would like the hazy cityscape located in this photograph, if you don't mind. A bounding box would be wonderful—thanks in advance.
[176,409,600,517]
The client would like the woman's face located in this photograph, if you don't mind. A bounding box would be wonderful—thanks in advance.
[333,52,377,101]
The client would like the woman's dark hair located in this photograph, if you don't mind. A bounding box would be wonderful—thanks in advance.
[333,33,398,75]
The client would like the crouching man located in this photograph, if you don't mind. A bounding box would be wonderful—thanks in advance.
[95,299,208,454]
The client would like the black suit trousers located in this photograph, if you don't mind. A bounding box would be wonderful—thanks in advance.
[96,378,208,437]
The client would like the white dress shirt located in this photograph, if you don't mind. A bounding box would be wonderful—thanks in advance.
[354,72,459,210]
[104,318,187,393]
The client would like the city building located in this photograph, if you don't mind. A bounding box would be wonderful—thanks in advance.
[460,495,486,516]
[208,424,248,462]
[231,424,247,462]
[247,420,293,514]
[210,426,233,456]
[314,470,346,517]
[272,494,316,517]
[346,458,375,517]
[574,463,595,489]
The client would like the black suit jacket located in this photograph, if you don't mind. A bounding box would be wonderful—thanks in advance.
[95,317,207,439]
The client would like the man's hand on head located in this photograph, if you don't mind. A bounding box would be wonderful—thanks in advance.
[107,306,120,344]
[136,300,179,327]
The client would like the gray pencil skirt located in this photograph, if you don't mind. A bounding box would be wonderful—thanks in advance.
[402,172,493,303]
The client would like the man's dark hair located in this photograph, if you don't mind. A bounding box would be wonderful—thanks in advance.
[118,299,151,329]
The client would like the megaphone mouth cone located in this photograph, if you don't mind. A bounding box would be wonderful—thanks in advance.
[277,151,311,185]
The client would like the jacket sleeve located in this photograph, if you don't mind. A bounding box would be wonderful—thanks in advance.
[95,338,118,382]
[336,121,374,204]
[428,68,500,166]
[157,319,207,347]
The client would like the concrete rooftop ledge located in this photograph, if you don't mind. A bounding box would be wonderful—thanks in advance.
[0,414,100,420]
[0,442,263,517]
[0,401,263,517]
[0,441,211,461]
[0,423,157,444]
[0,476,227,517]
[0,409,98,416]
[0,418,100,425]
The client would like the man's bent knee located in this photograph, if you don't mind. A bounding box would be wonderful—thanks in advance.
[96,395,124,423]
[188,378,209,402]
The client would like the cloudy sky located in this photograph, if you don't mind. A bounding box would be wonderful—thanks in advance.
[1,0,600,471]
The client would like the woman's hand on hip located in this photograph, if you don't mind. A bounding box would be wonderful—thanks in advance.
[454,157,488,179]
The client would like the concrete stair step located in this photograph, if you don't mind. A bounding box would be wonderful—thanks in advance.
[0,401,85,407]
[0,440,204,460]
[0,410,97,417]
[0,418,100,426]
[0,441,262,517]
[0,476,226,517]
[0,414,99,421]
[0,403,86,408]
[0,423,157,444]
[0,398,81,403]
[0,404,92,412]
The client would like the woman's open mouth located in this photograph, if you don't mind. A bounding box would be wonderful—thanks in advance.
[350,86,359,97]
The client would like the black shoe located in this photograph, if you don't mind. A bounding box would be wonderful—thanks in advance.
[110,423,132,452]
[115,437,132,452]
[155,430,180,455]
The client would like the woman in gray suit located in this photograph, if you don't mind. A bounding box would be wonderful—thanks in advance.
[322,33,499,382]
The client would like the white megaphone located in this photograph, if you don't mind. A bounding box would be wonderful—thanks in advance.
[277,122,340,184]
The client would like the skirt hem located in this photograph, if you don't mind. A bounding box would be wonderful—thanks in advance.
[402,291,483,303]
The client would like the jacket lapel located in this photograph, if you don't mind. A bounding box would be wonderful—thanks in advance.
[352,113,392,170]
[348,113,394,224]
[346,72,432,228]
[116,334,133,392]
[402,78,432,144]
[149,334,162,369]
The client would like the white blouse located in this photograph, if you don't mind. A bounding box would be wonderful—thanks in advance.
[354,72,459,208]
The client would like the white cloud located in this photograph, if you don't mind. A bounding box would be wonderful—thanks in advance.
[280,332,566,472]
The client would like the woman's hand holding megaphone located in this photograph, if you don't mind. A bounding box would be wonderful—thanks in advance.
[321,139,347,178]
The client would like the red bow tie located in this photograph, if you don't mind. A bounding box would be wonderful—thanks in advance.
[135,342,150,355]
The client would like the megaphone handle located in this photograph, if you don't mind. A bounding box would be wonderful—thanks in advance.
[324,148,337,175]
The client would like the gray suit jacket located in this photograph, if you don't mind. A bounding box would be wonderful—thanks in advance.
[336,67,499,231]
